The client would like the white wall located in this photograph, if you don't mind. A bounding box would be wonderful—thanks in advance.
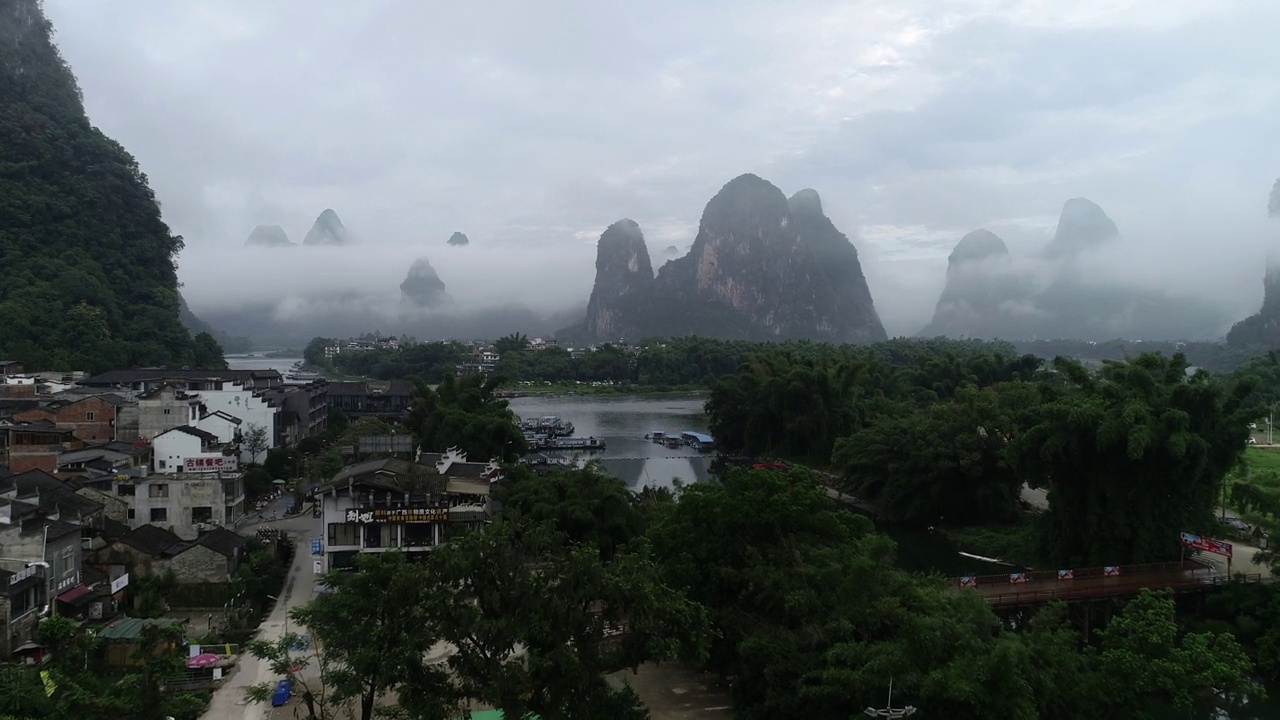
[152,431,200,475]
[198,413,241,445]
[196,386,277,461]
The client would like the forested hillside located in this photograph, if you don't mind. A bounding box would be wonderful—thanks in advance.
[0,0,207,371]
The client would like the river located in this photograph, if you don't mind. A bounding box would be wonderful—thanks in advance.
[226,353,302,376]
[507,395,715,491]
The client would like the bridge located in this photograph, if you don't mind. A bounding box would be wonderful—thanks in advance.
[953,561,1265,608]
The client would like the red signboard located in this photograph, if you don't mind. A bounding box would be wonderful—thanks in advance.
[1180,532,1233,558]
[184,455,238,473]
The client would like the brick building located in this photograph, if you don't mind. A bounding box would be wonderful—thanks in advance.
[12,394,126,443]
[0,421,75,473]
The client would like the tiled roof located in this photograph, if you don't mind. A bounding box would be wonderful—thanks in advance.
[81,369,279,385]
[193,527,245,558]
[120,524,184,557]
[155,425,221,444]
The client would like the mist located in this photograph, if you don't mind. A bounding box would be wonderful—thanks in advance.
[863,208,1274,339]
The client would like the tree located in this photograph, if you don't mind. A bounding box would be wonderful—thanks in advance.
[1095,589,1254,715]
[648,466,1053,720]
[495,463,645,560]
[190,331,227,369]
[243,467,273,500]
[494,332,530,355]
[1010,354,1256,565]
[242,422,269,464]
[289,553,457,720]
[834,384,1024,524]
[246,631,346,720]
[408,373,526,461]
[424,521,707,718]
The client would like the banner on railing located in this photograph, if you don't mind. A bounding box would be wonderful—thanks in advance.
[1180,531,1233,558]
[1010,572,1029,584]
[1103,566,1120,577]
[1057,569,1074,581]
[959,576,976,587]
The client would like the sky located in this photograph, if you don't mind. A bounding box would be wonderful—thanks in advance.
[43,0,1280,336]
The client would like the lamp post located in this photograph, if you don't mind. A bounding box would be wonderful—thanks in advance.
[267,594,288,636]
[864,678,917,718]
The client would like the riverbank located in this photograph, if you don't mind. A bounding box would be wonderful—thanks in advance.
[499,382,706,398]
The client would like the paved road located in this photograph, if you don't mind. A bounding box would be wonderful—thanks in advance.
[203,512,321,720]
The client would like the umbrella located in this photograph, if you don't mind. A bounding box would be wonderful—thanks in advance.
[273,479,287,485]
[187,653,221,668]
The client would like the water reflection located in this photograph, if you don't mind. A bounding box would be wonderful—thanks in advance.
[508,395,714,491]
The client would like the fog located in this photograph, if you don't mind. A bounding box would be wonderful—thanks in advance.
[42,0,1280,343]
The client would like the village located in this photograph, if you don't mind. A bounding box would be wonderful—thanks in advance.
[0,359,515,697]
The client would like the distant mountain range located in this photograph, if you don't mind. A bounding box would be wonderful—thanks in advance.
[565,174,886,343]
[918,197,1228,341]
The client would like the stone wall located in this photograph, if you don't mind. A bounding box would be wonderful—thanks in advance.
[156,545,231,584]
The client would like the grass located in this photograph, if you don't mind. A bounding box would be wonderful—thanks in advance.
[945,518,1051,570]
[1245,446,1280,475]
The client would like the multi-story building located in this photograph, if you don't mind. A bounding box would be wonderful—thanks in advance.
[313,449,499,572]
[259,381,328,447]
[132,383,279,462]
[119,426,245,539]
[134,385,203,440]
[0,420,75,473]
[326,380,412,421]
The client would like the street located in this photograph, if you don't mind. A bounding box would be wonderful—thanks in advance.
[202,510,322,720]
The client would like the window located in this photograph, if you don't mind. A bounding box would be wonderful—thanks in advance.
[164,408,171,415]
[191,506,213,524]
[85,411,95,421]
[127,509,135,520]
[148,484,169,498]
[116,484,135,496]
[60,546,74,577]
[150,508,168,522]
[327,523,359,547]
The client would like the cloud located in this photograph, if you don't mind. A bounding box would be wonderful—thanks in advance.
[41,0,1280,338]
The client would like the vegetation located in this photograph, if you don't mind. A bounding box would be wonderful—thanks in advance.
[708,341,1256,566]
[245,493,704,718]
[0,2,214,372]
[406,372,527,461]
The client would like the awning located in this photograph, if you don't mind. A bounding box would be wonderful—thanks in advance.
[56,584,91,604]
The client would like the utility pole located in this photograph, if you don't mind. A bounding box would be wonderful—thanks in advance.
[864,678,917,718]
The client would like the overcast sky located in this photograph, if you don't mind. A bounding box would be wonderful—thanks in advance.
[44,0,1280,335]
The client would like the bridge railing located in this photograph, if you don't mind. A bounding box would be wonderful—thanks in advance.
[954,560,1212,588]
[973,571,1263,608]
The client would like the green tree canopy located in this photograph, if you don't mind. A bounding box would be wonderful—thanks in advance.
[1012,354,1256,565]
[408,373,526,461]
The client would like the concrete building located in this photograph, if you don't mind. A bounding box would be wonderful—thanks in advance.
[259,381,328,447]
[154,527,244,583]
[0,563,48,657]
[313,449,499,572]
[123,471,245,541]
[135,385,202,440]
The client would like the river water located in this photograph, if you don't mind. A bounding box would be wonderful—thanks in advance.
[507,395,715,491]
[226,353,302,375]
